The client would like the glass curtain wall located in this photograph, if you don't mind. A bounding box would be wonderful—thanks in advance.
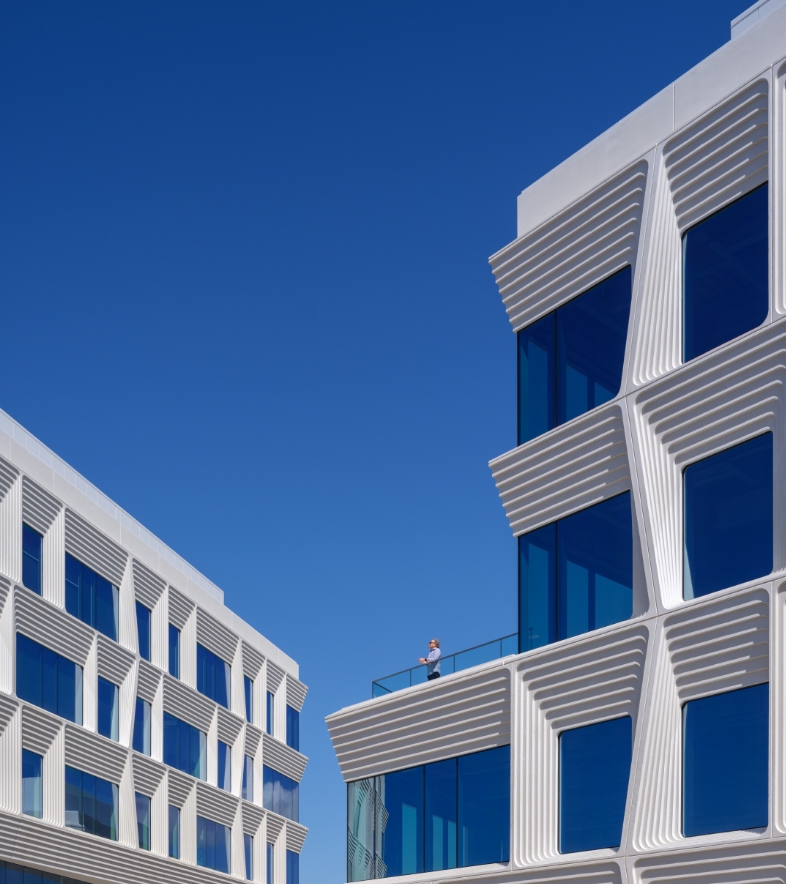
[16,634,83,725]
[519,493,633,652]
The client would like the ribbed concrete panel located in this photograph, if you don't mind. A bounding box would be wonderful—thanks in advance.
[631,840,786,884]
[21,476,61,535]
[242,801,264,836]
[631,586,769,853]
[64,508,127,586]
[132,753,166,796]
[132,558,166,609]
[196,779,239,828]
[266,661,285,694]
[0,576,12,697]
[97,632,136,685]
[197,607,239,664]
[64,723,127,784]
[775,62,786,318]
[490,404,630,537]
[518,624,649,865]
[15,586,94,665]
[286,674,308,712]
[167,768,194,809]
[42,508,65,608]
[631,322,786,610]
[0,457,19,502]
[21,705,62,756]
[774,579,786,836]
[245,724,262,758]
[327,664,510,781]
[0,466,21,585]
[168,585,195,630]
[489,160,647,333]
[138,658,162,704]
[163,673,215,733]
[286,821,308,853]
[243,641,265,679]
[216,705,244,746]
[262,733,308,782]
[266,813,285,842]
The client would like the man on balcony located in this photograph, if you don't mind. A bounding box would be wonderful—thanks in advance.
[418,638,441,680]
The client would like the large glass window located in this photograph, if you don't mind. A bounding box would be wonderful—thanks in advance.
[559,716,632,853]
[518,266,631,445]
[197,815,231,873]
[347,746,510,881]
[22,749,42,818]
[22,523,43,595]
[65,554,118,642]
[169,624,180,678]
[136,602,151,662]
[243,754,254,802]
[286,850,300,884]
[218,740,231,792]
[684,433,772,599]
[684,183,768,362]
[245,833,254,881]
[683,683,768,836]
[264,766,299,822]
[169,804,181,858]
[286,705,300,752]
[135,792,151,850]
[519,492,632,652]
[197,643,230,709]
[0,860,97,883]
[65,765,118,841]
[133,697,151,755]
[163,712,206,780]
[97,677,118,742]
[244,675,253,724]
[16,634,82,725]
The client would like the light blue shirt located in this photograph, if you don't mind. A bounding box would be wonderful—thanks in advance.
[426,647,441,675]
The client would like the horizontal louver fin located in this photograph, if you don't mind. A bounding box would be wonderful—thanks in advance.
[21,477,61,536]
[64,509,127,587]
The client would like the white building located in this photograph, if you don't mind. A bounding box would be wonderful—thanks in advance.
[327,3,786,883]
[0,408,307,883]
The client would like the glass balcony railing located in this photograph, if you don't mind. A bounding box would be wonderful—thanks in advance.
[371,633,518,698]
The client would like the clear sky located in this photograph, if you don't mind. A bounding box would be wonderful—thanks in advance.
[0,1,754,880]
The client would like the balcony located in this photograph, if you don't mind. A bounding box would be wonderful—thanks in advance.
[371,633,518,697]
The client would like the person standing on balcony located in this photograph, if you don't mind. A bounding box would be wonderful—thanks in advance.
[419,639,441,680]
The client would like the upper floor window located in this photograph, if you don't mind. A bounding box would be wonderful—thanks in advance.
[684,433,772,600]
[286,850,300,884]
[168,624,180,678]
[517,266,631,446]
[136,602,151,662]
[286,705,300,752]
[97,677,119,742]
[346,745,509,880]
[197,643,230,709]
[266,691,274,735]
[136,792,151,850]
[244,675,253,724]
[243,754,254,802]
[519,492,632,653]
[264,766,299,822]
[218,740,231,792]
[244,833,254,881]
[169,804,181,858]
[65,553,118,642]
[560,716,631,853]
[197,815,231,873]
[683,683,768,835]
[16,633,82,725]
[65,765,118,841]
[684,183,768,362]
[133,697,151,756]
[22,523,42,595]
[164,712,206,780]
[22,749,42,818]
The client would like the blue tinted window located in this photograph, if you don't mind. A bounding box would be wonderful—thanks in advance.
[684,183,768,362]
[65,765,118,840]
[168,624,180,678]
[133,697,151,755]
[519,493,632,652]
[22,524,42,595]
[22,750,42,818]
[218,740,231,791]
[286,850,299,884]
[378,766,423,876]
[683,684,768,836]
[64,554,118,642]
[168,804,180,858]
[97,677,118,742]
[425,759,456,872]
[517,267,631,445]
[267,843,274,884]
[245,833,254,881]
[163,712,206,780]
[264,766,299,822]
[196,643,230,708]
[197,815,231,873]
[684,433,772,599]
[457,746,510,867]
[560,716,632,853]
[243,754,254,801]
[135,792,151,850]
[136,602,151,662]
[16,634,82,725]
[347,779,376,882]
[244,675,253,724]
[286,705,300,751]
[267,691,274,735]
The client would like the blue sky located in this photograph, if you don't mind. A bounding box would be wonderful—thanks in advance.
[0,1,752,880]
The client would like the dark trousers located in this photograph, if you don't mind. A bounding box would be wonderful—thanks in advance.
[427,673,440,680]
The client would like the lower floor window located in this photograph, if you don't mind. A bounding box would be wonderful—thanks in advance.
[264,766,299,821]
[136,792,151,850]
[22,749,42,818]
[244,833,254,881]
[286,849,300,884]
[267,842,274,884]
[65,765,118,841]
[0,860,94,883]
[197,814,231,873]
[169,804,181,858]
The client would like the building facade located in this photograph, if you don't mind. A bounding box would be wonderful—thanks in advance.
[328,3,786,884]
[0,409,307,884]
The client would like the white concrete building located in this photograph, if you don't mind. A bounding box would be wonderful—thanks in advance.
[0,408,307,883]
[327,4,786,884]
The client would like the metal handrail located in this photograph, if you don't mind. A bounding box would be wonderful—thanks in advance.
[371,633,518,697]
